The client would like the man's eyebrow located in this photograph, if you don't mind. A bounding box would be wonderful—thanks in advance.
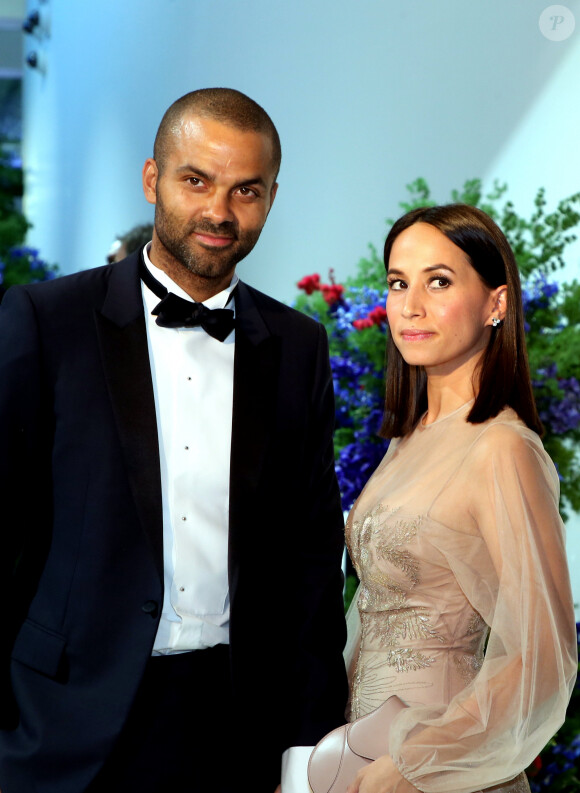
[237,176,267,189]
[175,164,212,180]
[174,165,267,190]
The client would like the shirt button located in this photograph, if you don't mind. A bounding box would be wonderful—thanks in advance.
[184,445,189,450]
[181,516,187,521]
[179,587,185,592]
[142,600,159,617]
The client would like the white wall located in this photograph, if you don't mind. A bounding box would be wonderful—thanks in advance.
[22,0,580,292]
[21,0,580,610]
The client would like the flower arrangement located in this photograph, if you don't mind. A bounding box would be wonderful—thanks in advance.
[0,141,58,296]
[294,178,580,519]
[0,245,59,291]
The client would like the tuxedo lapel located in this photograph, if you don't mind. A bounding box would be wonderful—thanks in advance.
[94,270,280,587]
[94,255,164,581]
[228,283,280,578]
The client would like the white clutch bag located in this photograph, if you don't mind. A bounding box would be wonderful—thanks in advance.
[307,694,407,793]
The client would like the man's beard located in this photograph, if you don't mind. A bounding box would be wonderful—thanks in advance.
[154,199,263,282]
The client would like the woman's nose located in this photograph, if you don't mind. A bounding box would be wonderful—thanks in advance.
[401,286,425,318]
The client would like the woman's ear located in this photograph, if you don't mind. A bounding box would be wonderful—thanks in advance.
[486,285,507,326]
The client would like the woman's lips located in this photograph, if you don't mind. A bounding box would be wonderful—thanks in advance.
[400,329,435,341]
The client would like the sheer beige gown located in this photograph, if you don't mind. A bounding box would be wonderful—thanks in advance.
[345,403,577,793]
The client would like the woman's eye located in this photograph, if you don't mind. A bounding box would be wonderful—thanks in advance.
[430,276,450,289]
[387,279,406,291]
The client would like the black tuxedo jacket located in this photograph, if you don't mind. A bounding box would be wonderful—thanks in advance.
[0,251,348,792]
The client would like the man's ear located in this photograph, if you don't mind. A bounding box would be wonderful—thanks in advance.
[267,182,278,215]
[142,158,159,205]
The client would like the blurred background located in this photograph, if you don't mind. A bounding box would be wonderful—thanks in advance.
[1,0,579,605]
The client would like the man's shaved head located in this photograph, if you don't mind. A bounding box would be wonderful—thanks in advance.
[153,88,281,180]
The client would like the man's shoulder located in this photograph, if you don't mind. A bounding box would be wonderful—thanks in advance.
[238,281,322,335]
[4,255,139,308]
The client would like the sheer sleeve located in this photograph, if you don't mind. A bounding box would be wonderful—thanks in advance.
[389,422,578,793]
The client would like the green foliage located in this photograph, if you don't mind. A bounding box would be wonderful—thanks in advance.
[0,140,58,291]
[343,573,359,616]
[399,177,580,277]
[344,244,385,291]
[0,143,29,260]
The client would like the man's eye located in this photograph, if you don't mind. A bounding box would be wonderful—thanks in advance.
[238,186,258,198]
[187,177,203,187]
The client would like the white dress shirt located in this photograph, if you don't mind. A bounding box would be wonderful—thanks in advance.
[141,245,237,653]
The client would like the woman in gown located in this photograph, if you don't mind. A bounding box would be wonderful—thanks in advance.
[343,204,577,793]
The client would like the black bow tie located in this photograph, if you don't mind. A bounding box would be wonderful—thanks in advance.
[152,293,235,340]
[140,258,235,342]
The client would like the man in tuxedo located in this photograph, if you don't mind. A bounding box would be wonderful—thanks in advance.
[0,88,348,792]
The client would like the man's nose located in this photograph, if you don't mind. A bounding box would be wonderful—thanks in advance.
[202,190,234,225]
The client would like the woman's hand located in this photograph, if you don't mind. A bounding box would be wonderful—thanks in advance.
[346,755,420,793]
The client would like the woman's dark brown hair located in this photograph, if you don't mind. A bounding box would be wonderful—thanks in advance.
[380,203,543,438]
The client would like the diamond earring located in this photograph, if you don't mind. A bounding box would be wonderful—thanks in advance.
[492,317,502,328]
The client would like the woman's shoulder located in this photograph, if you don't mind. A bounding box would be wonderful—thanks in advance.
[473,408,543,453]
[467,408,558,487]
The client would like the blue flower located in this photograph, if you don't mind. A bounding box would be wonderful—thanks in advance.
[335,439,389,511]
[522,274,559,316]
[10,246,40,259]
[333,286,388,333]
[534,365,580,435]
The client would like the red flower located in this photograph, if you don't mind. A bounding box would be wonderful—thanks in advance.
[297,268,345,305]
[526,756,542,778]
[321,283,345,306]
[353,318,374,330]
[352,305,387,331]
[367,306,387,325]
[297,273,321,295]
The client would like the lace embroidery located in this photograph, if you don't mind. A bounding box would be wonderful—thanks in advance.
[349,505,409,611]
[467,610,487,636]
[376,516,422,585]
[348,503,395,572]
[453,651,483,683]
[361,611,440,674]
[350,653,396,719]
[454,609,488,683]
[349,505,444,680]
[364,609,444,647]
[349,504,422,601]
[384,646,436,673]
[349,651,433,720]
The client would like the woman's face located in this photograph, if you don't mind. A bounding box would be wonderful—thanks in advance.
[386,222,505,377]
